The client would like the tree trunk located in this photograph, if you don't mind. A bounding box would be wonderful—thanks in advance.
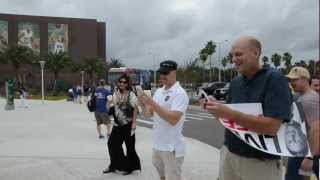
[89,73,94,87]
[14,66,22,88]
[52,71,59,95]
[202,62,205,83]
[209,55,212,82]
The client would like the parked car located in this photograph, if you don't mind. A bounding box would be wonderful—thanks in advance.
[214,83,230,100]
[202,82,226,96]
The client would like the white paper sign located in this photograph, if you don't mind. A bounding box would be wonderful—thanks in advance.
[219,103,311,157]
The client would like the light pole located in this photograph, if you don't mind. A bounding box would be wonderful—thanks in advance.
[215,40,228,82]
[39,60,45,104]
[153,54,157,86]
[148,52,158,87]
[80,70,85,103]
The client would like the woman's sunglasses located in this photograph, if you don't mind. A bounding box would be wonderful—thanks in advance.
[118,80,128,84]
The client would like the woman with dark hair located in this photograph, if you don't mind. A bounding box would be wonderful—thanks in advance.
[103,74,141,175]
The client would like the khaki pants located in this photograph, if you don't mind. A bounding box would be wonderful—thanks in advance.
[219,145,283,180]
[152,149,184,180]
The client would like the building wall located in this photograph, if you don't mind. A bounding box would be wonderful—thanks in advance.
[0,13,107,91]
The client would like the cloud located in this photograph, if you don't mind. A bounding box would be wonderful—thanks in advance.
[0,0,318,69]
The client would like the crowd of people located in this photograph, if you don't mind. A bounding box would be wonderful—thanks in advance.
[67,85,93,104]
[82,36,319,180]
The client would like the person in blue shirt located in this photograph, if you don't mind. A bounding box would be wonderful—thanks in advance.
[94,79,112,139]
[72,85,77,103]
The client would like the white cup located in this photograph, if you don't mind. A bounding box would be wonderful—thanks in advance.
[143,90,152,97]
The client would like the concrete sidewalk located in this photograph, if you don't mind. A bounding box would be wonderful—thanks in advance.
[0,99,220,180]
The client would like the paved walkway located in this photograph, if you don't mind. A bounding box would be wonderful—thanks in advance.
[0,99,220,180]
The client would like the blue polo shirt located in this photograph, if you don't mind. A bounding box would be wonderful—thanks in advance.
[94,87,111,113]
[225,67,292,159]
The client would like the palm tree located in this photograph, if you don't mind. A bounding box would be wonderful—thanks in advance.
[300,60,308,68]
[199,49,208,82]
[81,57,106,87]
[0,45,38,85]
[204,41,217,81]
[225,53,236,80]
[262,56,269,67]
[307,60,316,78]
[108,58,124,68]
[316,60,320,79]
[271,53,282,69]
[282,52,292,73]
[221,57,228,81]
[184,59,202,87]
[45,51,72,92]
[294,60,307,68]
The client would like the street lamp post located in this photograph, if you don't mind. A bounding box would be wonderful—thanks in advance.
[153,54,156,86]
[39,61,46,104]
[216,40,228,82]
[80,70,85,103]
[148,52,158,88]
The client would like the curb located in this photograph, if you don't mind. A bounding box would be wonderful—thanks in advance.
[188,105,202,111]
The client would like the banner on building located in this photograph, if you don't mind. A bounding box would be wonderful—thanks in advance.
[18,22,40,52]
[0,20,8,51]
[48,23,68,53]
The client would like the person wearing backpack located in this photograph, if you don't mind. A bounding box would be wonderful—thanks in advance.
[94,79,112,139]
[102,74,141,176]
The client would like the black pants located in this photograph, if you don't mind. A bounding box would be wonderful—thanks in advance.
[107,122,141,172]
[314,156,319,179]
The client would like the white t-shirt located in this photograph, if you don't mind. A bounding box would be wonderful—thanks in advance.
[152,82,189,157]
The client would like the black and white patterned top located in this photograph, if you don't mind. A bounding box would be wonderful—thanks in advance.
[112,91,138,125]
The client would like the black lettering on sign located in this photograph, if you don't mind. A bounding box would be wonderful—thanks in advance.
[258,134,268,151]
[245,134,261,149]
[264,135,282,153]
[232,130,241,137]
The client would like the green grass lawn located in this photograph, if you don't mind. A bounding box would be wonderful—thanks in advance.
[29,95,68,101]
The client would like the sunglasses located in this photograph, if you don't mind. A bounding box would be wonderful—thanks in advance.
[118,80,128,84]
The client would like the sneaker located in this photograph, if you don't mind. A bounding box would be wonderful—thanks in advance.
[123,171,133,176]
[99,135,105,139]
[102,168,115,174]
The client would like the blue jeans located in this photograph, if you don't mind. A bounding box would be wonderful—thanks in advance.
[285,157,304,180]
[313,156,319,179]
[286,157,319,180]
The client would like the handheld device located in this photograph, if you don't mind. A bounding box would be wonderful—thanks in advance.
[131,129,135,136]
[135,85,144,96]
[199,89,209,101]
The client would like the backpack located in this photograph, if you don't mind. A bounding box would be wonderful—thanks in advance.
[87,95,96,112]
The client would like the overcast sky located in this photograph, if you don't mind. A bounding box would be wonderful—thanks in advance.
[0,0,318,69]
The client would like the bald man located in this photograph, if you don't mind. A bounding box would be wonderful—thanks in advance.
[200,36,292,180]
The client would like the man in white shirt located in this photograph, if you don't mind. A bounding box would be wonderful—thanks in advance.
[138,60,189,180]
